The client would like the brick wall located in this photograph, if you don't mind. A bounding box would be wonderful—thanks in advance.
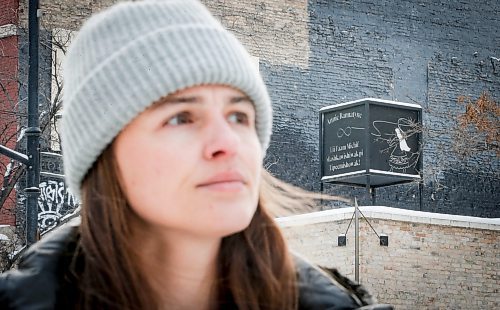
[0,0,19,225]
[0,0,18,25]
[279,206,499,309]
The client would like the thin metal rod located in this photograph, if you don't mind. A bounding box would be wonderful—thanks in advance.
[0,144,29,165]
[371,187,376,205]
[354,197,359,283]
[344,209,355,235]
[358,208,380,238]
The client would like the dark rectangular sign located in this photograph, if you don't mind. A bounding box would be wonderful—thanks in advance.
[321,103,366,178]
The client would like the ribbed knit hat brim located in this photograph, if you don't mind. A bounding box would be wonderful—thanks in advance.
[61,0,272,199]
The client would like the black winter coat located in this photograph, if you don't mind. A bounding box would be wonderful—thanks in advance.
[0,225,392,309]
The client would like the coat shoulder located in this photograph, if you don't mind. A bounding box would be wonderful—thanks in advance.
[0,224,79,309]
[295,254,361,309]
[295,254,394,310]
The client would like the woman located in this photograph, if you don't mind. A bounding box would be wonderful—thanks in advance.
[0,1,392,309]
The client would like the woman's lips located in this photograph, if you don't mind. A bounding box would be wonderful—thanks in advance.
[197,172,246,192]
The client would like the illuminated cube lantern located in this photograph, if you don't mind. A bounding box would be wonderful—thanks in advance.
[319,98,422,187]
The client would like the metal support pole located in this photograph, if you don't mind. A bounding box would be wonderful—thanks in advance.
[371,187,376,205]
[354,197,360,283]
[26,0,41,245]
[366,175,371,206]
[320,181,324,207]
[419,181,423,211]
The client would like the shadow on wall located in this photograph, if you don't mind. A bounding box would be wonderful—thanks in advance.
[265,121,321,193]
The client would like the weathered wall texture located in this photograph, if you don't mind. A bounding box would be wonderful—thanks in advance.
[13,0,500,217]
[279,206,500,309]
[31,0,310,67]
[21,0,122,29]
[206,0,310,68]
[256,0,499,217]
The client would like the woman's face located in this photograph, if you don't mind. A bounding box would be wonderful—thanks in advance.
[114,85,262,238]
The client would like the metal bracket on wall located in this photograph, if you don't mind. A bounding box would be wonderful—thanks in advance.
[338,198,389,283]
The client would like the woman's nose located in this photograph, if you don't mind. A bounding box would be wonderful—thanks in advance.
[203,116,239,160]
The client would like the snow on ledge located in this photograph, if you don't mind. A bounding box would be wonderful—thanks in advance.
[276,206,500,231]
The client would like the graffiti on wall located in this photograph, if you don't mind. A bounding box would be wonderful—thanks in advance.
[38,180,78,231]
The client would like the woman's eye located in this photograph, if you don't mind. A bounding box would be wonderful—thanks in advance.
[228,112,249,125]
[166,112,192,126]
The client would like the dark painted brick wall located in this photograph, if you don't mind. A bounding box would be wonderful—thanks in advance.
[258,0,499,217]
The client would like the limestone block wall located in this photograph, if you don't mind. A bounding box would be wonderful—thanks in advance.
[278,206,499,309]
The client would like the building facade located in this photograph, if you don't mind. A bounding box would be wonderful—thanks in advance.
[0,0,499,229]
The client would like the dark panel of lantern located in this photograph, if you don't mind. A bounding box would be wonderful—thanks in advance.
[319,98,422,188]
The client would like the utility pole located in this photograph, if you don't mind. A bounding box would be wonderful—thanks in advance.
[25,0,41,245]
[0,0,40,245]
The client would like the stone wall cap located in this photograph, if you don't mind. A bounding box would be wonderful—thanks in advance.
[276,206,500,231]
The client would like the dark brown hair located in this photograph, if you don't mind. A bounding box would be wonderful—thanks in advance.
[74,145,303,309]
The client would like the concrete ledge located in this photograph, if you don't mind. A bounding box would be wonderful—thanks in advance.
[0,24,18,39]
[276,206,500,231]
[0,225,15,241]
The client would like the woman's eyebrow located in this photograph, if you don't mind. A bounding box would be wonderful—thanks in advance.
[230,96,252,105]
[163,96,200,104]
[151,94,252,110]
[150,96,200,110]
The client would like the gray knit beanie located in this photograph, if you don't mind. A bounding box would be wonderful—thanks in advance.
[61,0,272,199]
